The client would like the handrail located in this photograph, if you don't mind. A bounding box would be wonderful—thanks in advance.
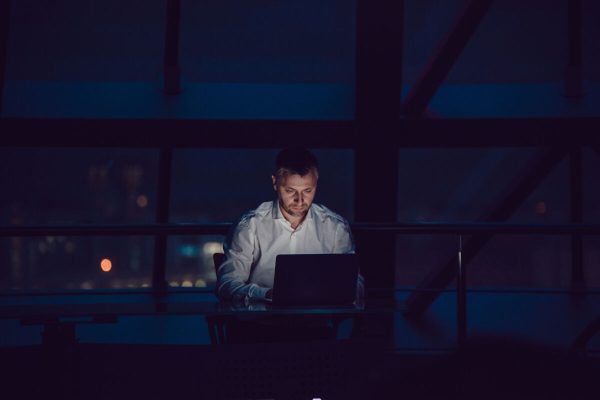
[2,222,600,237]
[3,221,600,351]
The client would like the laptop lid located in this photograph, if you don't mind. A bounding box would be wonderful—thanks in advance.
[272,254,359,307]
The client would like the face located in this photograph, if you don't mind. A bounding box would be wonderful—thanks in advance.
[272,170,318,219]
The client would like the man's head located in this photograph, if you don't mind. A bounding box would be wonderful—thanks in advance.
[272,147,319,220]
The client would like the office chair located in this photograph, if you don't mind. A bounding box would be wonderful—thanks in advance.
[213,252,225,276]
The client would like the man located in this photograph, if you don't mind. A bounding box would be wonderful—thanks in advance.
[216,147,363,302]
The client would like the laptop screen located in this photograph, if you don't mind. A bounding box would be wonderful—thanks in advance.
[272,254,359,307]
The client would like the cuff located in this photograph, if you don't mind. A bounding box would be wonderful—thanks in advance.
[248,285,270,301]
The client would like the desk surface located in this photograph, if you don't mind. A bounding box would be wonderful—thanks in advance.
[0,292,403,323]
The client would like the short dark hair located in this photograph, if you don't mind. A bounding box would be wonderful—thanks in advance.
[274,147,319,179]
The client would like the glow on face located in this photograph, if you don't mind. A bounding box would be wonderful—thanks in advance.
[273,170,318,219]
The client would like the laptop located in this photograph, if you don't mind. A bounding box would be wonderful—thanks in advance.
[271,254,360,307]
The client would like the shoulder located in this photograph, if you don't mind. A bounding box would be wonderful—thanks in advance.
[311,203,349,227]
[226,202,273,245]
[233,201,273,231]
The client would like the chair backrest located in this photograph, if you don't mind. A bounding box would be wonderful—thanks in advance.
[213,252,226,276]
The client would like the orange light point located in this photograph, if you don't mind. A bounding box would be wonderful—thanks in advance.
[100,258,112,272]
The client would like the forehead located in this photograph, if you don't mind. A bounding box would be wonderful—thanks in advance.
[278,171,318,188]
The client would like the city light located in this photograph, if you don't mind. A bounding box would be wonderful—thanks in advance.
[136,194,149,208]
[535,201,547,215]
[65,241,76,253]
[194,279,207,288]
[100,258,112,272]
[80,281,94,290]
[203,241,223,255]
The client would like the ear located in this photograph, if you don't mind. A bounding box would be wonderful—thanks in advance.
[271,175,277,191]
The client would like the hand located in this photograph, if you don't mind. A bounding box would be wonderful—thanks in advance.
[266,289,273,299]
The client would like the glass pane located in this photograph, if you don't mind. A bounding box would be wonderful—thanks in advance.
[397,235,574,289]
[397,148,568,223]
[3,0,165,118]
[0,148,158,225]
[5,0,164,81]
[0,147,158,292]
[0,236,154,291]
[395,235,458,288]
[583,148,600,223]
[584,236,600,288]
[177,0,356,119]
[404,0,600,118]
[170,148,354,223]
[396,147,572,289]
[166,235,224,289]
[180,0,355,84]
[405,0,567,85]
[469,235,571,288]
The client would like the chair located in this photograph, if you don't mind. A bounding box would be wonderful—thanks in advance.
[212,252,226,276]
[207,252,227,344]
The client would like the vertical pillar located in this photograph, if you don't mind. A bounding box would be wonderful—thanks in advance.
[355,0,403,295]
[456,235,467,348]
[570,146,584,290]
[164,0,181,94]
[0,0,12,114]
[153,147,173,297]
[563,0,584,98]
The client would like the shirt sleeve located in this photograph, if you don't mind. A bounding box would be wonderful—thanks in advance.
[215,218,270,302]
[333,220,365,300]
[333,220,355,254]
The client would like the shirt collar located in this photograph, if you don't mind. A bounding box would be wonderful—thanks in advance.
[272,200,313,224]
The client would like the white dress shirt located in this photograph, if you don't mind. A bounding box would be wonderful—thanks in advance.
[216,200,363,302]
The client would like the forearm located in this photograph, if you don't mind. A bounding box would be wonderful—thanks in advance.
[216,277,270,302]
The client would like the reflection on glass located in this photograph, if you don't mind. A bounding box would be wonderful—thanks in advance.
[166,235,224,289]
[0,236,154,291]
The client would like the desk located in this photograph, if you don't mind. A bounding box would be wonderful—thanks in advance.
[0,292,402,344]
[206,299,399,344]
[0,293,400,399]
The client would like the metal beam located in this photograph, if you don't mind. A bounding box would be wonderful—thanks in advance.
[401,0,494,117]
[355,0,403,295]
[456,235,467,348]
[2,118,600,148]
[570,146,584,289]
[163,0,181,94]
[0,0,11,114]
[572,314,600,352]
[563,0,584,98]
[3,222,600,238]
[356,0,404,121]
[152,147,173,296]
[404,147,568,318]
